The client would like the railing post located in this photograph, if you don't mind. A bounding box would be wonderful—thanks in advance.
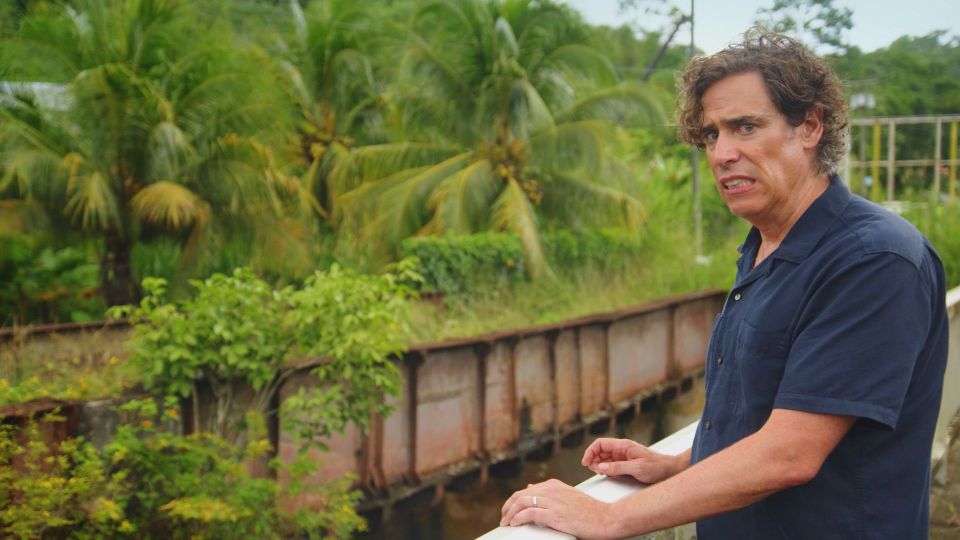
[871,122,882,201]
[887,120,896,201]
[950,121,958,202]
[934,118,943,202]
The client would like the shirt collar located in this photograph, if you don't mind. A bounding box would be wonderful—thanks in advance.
[736,175,851,264]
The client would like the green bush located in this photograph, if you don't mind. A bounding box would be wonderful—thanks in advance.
[0,235,103,326]
[400,233,526,294]
[400,229,650,295]
[110,262,418,447]
[0,402,365,539]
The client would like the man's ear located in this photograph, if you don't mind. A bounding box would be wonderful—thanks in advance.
[800,106,825,149]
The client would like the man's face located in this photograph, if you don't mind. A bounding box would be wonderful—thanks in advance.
[699,71,822,231]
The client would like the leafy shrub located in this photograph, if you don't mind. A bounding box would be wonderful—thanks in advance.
[0,412,126,538]
[110,262,418,447]
[0,402,365,539]
[0,235,103,325]
[400,229,649,295]
[400,233,526,294]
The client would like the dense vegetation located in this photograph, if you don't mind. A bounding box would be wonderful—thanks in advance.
[1,0,955,326]
[0,1,958,535]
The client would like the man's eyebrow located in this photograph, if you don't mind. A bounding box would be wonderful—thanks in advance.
[722,115,765,126]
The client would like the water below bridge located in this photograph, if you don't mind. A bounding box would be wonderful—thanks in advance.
[357,379,705,540]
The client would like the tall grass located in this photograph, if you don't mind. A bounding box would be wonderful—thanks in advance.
[902,202,960,289]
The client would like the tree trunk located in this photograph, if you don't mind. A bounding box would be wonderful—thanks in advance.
[100,232,140,306]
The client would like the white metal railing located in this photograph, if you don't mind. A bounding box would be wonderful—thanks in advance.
[933,285,960,483]
[478,285,960,539]
[477,422,698,540]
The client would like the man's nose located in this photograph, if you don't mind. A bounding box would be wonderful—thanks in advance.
[710,133,740,166]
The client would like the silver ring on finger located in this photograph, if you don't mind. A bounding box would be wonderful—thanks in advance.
[533,495,538,507]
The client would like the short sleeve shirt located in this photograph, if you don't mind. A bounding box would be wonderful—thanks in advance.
[691,177,949,539]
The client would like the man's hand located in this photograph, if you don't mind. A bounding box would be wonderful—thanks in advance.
[499,478,616,539]
[581,438,686,484]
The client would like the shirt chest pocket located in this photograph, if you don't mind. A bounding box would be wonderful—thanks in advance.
[736,320,790,429]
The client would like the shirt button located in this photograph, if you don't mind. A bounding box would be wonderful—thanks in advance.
[734,293,742,301]
[717,357,724,366]
[705,420,713,430]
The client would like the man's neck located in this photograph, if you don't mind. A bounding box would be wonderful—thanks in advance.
[754,175,831,265]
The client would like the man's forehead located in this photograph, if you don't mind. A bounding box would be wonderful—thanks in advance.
[699,74,778,124]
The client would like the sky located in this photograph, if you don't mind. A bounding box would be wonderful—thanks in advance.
[562,0,960,54]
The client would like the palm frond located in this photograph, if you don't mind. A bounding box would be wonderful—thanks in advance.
[130,180,207,231]
[0,89,73,157]
[2,150,65,201]
[63,161,120,231]
[541,172,647,230]
[277,60,315,116]
[328,142,461,197]
[341,152,472,258]
[146,121,195,182]
[424,158,498,234]
[400,39,472,101]
[289,0,308,48]
[553,83,665,126]
[528,120,613,177]
[511,79,556,138]
[194,135,279,216]
[491,177,549,278]
[494,16,520,57]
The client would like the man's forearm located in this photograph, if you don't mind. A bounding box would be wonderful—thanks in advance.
[665,448,691,478]
[602,410,854,538]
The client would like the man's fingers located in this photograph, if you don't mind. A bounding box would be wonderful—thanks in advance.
[595,460,625,476]
[582,437,625,465]
[581,439,604,465]
[500,494,540,526]
[508,506,549,528]
[500,490,522,516]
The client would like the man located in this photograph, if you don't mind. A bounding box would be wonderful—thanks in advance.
[499,30,948,539]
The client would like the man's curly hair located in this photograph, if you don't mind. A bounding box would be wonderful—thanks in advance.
[676,29,849,176]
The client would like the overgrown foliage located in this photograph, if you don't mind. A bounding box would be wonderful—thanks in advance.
[401,229,655,295]
[110,262,418,445]
[0,402,365,539]
[2,0,958,324]
[0,235,102,325]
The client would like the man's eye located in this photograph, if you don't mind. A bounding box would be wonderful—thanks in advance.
[738,124,755,134]
[704,131,718,142]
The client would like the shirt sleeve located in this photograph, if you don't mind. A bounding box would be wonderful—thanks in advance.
[773,251,935,429]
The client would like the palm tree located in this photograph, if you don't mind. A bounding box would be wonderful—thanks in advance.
[333,0,664,274]
[0,0,303,306]
[274,0,392,222]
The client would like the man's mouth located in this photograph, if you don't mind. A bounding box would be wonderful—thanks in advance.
[721,177,755,191]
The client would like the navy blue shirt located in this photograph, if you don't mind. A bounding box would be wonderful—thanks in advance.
[692,177,949,539]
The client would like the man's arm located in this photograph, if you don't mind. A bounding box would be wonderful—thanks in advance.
[500,409,854,539]
[607,409,854,535]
